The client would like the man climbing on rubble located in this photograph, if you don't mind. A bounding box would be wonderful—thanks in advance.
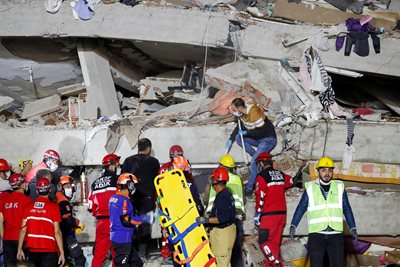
[88,153,120,267]
[109,173,155,267]
[55,176,86,267]
[197,167,236,267]
[289,157,358,267]
[17,177,65,267]
[225,97,277,198]
[121,138,159,261]
[205,154,245,267]
[254,152,293,267]
[0,173,32,267]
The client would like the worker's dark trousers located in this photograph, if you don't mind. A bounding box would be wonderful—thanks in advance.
[308,233,344,267]
[112,242,143,267]
[3,240,18,267]
[231,218,244,267]
[27,251,58,267]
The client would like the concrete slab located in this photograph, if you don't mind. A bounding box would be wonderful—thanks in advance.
[78,44,121,119]
[21,94,61,119]
[57,83,86,97]
[0,96,14,112]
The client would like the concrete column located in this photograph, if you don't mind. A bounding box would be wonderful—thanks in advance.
[77,42,121,119]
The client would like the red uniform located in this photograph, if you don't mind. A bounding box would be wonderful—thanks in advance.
[255,167,292,267]
[1,192,32,240]
[23,196,61,252]
[26,162,48,183]
[88,169,117,267]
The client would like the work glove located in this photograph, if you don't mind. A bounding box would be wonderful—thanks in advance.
[239,130,248,136]
[74,223,85,235]
[225,140,233,153]
[253,211,261,227]
[289,225,296,240]
[350,228,358,243]
[142,211,155,224]
[196,216,208,225]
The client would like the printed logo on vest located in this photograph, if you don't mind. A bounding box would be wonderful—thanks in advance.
[34,202,45,209]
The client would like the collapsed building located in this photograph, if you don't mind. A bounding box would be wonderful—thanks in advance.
[1,0,400,265]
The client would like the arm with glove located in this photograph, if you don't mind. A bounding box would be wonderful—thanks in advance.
[120,209,155,227]
[343,190,358,243]
[289,191,308,240]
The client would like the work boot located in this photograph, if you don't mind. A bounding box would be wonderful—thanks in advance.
[245,188,254,199]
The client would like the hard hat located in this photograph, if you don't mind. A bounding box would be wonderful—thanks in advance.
[256,152,272,162]
[9,173,25,189]
[117,173,137,192]
[102,154,121,167]
[219,154,235,168]
[0,158,11,172]
[58,175,76,192]
[169,145,184,158]
[43,150,60,162]
[212,167,229,183]
[59,175,74,186]
[172,156,190,171]
[316,157,335,169]
[36,177,51,193]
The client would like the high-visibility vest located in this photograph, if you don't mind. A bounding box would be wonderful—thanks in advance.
[206,172,245,216]
[306,180,344,233]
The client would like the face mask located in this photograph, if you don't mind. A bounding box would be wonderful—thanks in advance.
[116,168,122,175]
[5,171,11,179]
[233,111,242,117]
[47,162,58,172]
[23,183,29,192]
[64,188,73,198]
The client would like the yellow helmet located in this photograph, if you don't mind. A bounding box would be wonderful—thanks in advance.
[316,157,335,169]
[219,154,235,168]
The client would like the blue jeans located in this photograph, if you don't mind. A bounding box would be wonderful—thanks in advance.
[235,134,277,191]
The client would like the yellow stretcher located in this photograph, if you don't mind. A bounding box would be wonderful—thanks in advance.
[154,169,217,267]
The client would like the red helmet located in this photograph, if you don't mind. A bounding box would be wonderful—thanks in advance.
[0,158,11,172]
[169,145,184,158]
[172,156,190,171]
[43,150,60,162]
[102,154,121,167]
[212,167,229,182]
[9,173,25,189]
[36,177,51,193]
[256,152,272,162]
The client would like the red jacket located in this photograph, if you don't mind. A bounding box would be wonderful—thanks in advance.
[23,196,61,252]
[88,169,117,217]
[255,167,292,215]
[1,191,32,241]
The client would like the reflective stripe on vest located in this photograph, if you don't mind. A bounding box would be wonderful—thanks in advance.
[306,180,344,233]
[206,173,245,215]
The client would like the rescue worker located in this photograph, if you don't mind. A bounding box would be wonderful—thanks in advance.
[0,158,12,198]
[121,138,159,260]
[0,173,32,267]
[225,98,277,198]
[25,150,60,184]
[197,167,236,267]
[109,173,155,267]
[27,169,55,201]
[205,154,245,267]
[17,177,65,267]
[88,153,120,267]
[289,157,358,267]
[254,152,293,267]
[172,156,203,215]
[55,176,86,267]
[159,145,184,174]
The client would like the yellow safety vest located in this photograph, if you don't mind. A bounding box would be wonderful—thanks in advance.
[306,180,344,233]
[206,172,245,216]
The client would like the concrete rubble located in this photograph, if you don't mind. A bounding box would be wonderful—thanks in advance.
[1,0,400,265]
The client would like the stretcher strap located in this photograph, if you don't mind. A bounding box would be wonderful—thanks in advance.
[170,221,199,245]
[173,239,210,265]
[204,257,217,267]
[158,206,194,228]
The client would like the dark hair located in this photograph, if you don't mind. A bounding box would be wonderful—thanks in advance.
[16,261,33,267]
[36,169,52,180]
[138,138,152,152]
[259,159,272,167]
[231,98,245,108]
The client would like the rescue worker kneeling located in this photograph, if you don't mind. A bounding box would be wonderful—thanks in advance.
[109,173,155,267]
[196,167,236,267]
[55,176,86,267]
